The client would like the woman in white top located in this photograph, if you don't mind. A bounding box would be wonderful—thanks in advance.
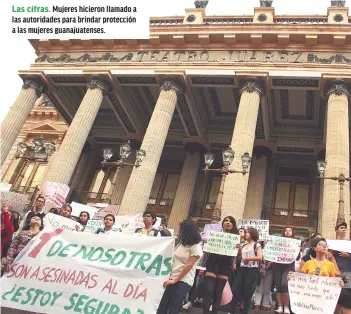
[157,219,203,314]
[233,227,263,314]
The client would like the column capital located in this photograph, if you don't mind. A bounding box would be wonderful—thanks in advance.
[87,75,111,94]
[239,77,266,96]
[159,77,184,94]
[325,79,350,98]
[22,76,45,97]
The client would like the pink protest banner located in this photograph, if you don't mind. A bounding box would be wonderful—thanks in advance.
[41,182,70,207]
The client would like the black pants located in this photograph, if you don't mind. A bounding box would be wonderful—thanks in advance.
[157,281,191,314]
[272,263,293,293]
[232,267,258,314]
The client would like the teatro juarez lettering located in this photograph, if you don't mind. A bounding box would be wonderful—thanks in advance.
[35,50,351,64]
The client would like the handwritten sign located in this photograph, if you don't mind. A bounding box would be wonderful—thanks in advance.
[0,182,12,191]
[238,219,269,240]
[264,235,301,264]
[204,231,239,256]
[0,191,29,213]
[92,205,119,220]
[43,213,82,232]
[1,228,174,314]
[84,220,122,234]
[41,182,70,207]
[288,272,342,314]
[203,223,222,239]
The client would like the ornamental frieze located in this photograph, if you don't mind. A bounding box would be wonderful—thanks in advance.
[35,51,351,65]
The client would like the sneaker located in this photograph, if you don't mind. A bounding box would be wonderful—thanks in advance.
[284,308,290,314]
[254,305,260,310]
[182,302,192,310]
[197,298,203,304]
[210,305,212,311]
[275,307,284,314]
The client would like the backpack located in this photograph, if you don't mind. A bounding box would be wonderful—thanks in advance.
[135,228,159,236]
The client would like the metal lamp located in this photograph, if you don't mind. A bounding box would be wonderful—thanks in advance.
[317,160,327,177]
[103,148,113,162]
[120,141,132,160]
[135,149,146,166]
[222,146,235,167]
[204,152,214,168]
[241,152,251,172]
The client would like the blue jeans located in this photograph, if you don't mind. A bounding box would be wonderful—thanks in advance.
[157,281,192,314]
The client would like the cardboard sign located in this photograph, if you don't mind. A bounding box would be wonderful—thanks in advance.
[264,235,301,264]
[43,213,82,232]
[238,219,269,239]
[0,191,29,214]
[41,182,70,207]
[1,228,175,314]
[288,272,342,314]
[204,231,239,256]
[327,239,351,254]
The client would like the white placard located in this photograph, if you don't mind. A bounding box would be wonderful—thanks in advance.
[41,182,70,207]
[43,213,82,232]
[264,235,301,264]
[203,231,239,256]
[238,219,269,240]
[288,272,342,314]
[84,220,122,234]
[70,201,99,217]
[0,191,29,213]
[202,223,222,239]
[0,182,12,191]
[1,228,174,314]
[327,239,351,254]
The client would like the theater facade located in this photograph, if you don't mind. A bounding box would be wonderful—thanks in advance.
[1,3,351,239]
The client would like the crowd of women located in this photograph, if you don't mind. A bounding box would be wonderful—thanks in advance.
[1,195,351,314]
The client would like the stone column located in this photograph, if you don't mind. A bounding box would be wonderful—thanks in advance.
[321,81,350,239]
[168,143,203,232]
[118,78,182,216]
[110,149,136,205]
[1,77,44,166]
[243,147,270,219]
[221,77,265,220]
[43,76,110,185]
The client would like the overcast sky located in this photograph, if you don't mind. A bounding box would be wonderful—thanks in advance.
[1,0,350,123]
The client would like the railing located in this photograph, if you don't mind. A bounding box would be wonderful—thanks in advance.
[274,17,328,24]
[267,207,318,228]
[147,198,174,217]
[204,18,253,24]
[81,191,109,204]
[150,18,184,26]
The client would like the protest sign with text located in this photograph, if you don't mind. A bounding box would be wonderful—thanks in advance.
[203,231,239,256]
[0,191,29,213]
[1,228,174,314]
[71,201,100,217]
[43,213,83,232]
[92,205,119,220]
[41,182,70,207]
[288,272,342,314]
[238,219,269,240]
[202,223,222,239]
[264,235,301,264]
[84,219,122,233]
[327,239,351,254]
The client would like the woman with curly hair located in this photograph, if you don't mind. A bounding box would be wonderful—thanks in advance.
[157,219,202,314]
[202,216,238,314]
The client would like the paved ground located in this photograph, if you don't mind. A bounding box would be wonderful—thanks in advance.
[183,305,275,313]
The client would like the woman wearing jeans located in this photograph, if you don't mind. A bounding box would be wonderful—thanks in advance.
[232,228,263,314]
[272,227,297,314]
[157,220,202,314]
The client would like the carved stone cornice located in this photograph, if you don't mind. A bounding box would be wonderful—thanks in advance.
[325,80,350,98]
[239,77,266,96]
[22,77,44,97]
[159,77,183,94]
[87,75,111,94]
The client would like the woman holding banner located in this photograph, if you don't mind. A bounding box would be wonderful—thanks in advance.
[76,211,90,232]
[272,227,298,314]
[2,214,43,273]
[157,219,202,314]
[95,214,115,235]
[202,216,238,314]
